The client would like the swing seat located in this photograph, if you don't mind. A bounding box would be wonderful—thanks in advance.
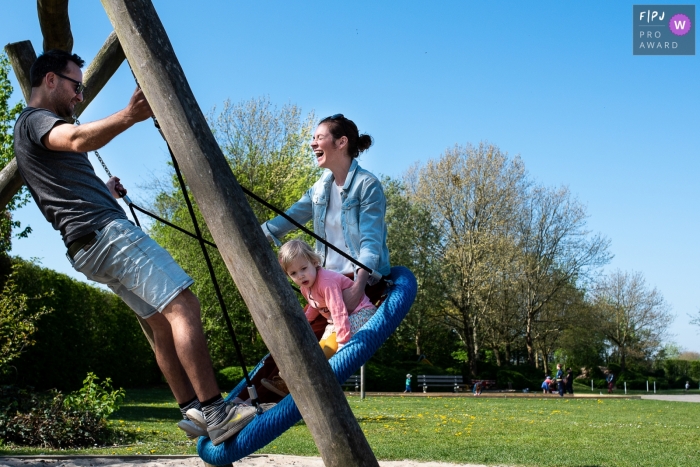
[197,266,417,465]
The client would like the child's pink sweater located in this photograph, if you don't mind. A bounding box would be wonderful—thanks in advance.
[301,267,373,345]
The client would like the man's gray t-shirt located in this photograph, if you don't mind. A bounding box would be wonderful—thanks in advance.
[14,107,127,247]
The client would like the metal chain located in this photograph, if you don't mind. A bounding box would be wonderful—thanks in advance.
[73,117,113,177]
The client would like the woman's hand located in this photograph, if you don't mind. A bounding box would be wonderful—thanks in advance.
[343,269,369,310]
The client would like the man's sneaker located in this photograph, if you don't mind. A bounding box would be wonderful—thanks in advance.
[261,376,289,397]
[207,404,258,446]
[185,408,207,430]
[177,418,207,439]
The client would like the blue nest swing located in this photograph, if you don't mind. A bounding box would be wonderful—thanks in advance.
[197,265,417,466]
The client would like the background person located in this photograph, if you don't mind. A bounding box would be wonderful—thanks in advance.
[606,372,615,394]
[566,367,574,395]
[556,363,565,397]
[542,376,552,394]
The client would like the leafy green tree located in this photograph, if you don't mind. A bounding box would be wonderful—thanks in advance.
[0,55,46,381]
[0,266,50,375]
[378,177,450,366]
[591,269,673,373]
[0,53,31,256]
[690,310,700,330]
[515,184,611,366]
[478,267,523,367]
[407,142,527,376]
[148,97,319,369]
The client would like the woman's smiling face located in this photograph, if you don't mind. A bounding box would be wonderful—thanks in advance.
[310,123,347,169]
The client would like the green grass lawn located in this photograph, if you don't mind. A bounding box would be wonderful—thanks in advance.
[2,387,700,466]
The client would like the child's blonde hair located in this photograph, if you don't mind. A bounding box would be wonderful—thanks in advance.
[278,239,323,272]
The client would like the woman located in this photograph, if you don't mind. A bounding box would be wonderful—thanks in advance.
[255,114,391,399]
[262,113,390,306]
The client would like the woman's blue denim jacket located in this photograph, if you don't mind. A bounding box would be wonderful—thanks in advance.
[262,159,391,282]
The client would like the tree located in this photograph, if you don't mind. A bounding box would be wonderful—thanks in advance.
[0,55,44,381]
[147,97,319,368]
[0,53,31,257]
[0,267,50,376]
[689,310,700,330]
[515,184,611,365]
[529,278,588,375]
[591,270,673,373]
[382,177,447,362]
[478,265,523,367]
[407,142,527,375]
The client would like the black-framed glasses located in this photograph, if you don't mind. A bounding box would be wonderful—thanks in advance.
[54,72,86,95]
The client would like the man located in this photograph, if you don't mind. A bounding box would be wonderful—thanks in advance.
[13,49,261,445]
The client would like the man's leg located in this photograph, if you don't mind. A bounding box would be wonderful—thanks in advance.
[157,288,220,402]
[146,308,198,403]
[154,288,257,445]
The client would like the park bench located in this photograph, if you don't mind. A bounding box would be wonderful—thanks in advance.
[417,375,468,393]
[343,374,361,392]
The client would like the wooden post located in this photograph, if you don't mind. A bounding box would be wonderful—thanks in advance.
[101,1,378,465]
[361,364,366,400]
[0,33,126,210]
[37,0,73,52]
[73,31,126,117]
[4,41,35,101]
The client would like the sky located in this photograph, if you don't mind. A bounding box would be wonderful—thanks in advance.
[2,1,699,351]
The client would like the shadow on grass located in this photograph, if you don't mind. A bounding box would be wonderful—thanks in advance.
[112,405,181,423]
[121,385,174,404]
[110,386,180,423]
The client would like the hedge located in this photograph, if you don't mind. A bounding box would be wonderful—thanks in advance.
[3,258,159,390]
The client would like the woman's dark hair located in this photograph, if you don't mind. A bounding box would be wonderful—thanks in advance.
[318,114,373,158]
[30,49,85,88]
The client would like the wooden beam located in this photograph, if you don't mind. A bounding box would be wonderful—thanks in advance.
[4,41,36,102]
[73,31,126,117]
[101,1,379,465]
[37,0,73,52]
[0,34,126,211]
[0,159,25,210]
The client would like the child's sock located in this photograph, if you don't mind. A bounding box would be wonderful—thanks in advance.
[178,397,202,420]
[201,395,227,427]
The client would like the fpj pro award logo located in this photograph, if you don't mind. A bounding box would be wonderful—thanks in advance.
[633,5,695,55]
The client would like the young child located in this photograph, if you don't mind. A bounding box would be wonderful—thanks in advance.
[279,239,377,359]
[542,375,553,394]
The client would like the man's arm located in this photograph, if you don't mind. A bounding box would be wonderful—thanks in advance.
[43,87,152,152]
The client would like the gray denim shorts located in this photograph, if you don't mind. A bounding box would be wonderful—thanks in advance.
[67,218,194,319]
